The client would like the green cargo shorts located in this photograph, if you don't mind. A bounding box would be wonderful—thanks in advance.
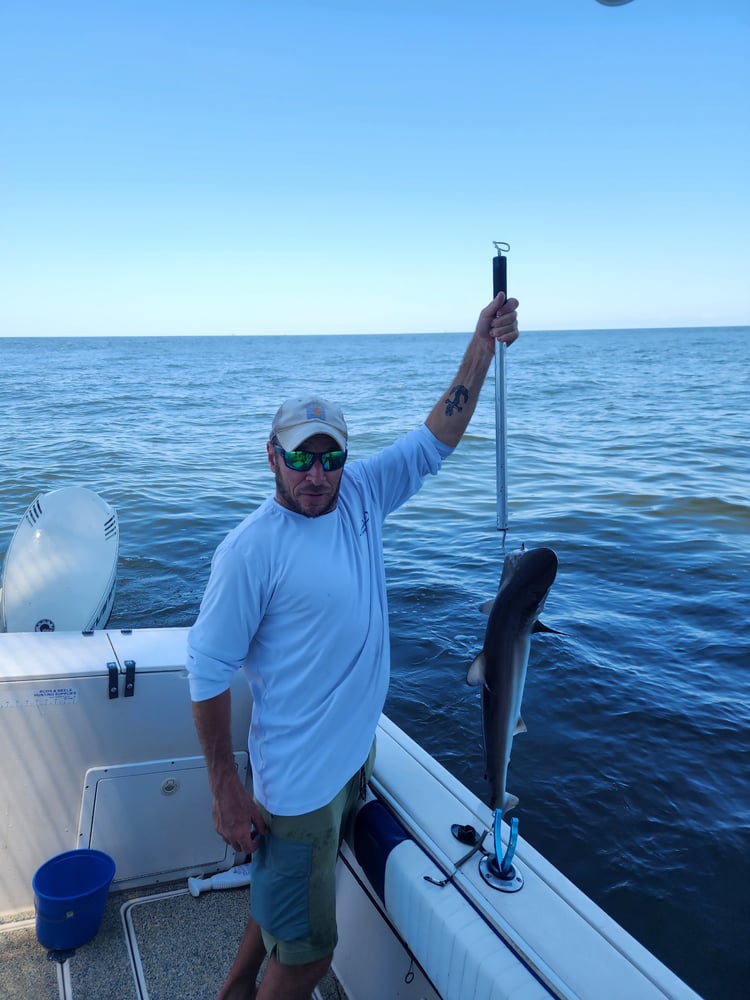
[250,740,376,965]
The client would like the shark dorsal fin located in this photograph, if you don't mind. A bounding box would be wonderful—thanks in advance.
[479,598,495,616]
[514,716,527,736]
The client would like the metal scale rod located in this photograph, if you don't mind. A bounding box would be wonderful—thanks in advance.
[492,242,510,548]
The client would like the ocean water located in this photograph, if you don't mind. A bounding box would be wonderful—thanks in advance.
[2,326,748,999]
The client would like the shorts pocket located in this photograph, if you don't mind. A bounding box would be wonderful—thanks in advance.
[251,835,313,941]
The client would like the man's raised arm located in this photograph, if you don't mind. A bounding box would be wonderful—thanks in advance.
[425,292,519,448]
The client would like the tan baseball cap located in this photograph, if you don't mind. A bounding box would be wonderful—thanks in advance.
[271,396,348,451]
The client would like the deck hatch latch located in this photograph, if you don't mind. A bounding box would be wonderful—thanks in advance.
[124,660,136,697]
[107,662,119,699]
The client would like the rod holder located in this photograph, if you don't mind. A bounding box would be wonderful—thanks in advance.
[479,812,524,892]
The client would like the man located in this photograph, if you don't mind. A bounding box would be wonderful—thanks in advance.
[187,290,519,1000]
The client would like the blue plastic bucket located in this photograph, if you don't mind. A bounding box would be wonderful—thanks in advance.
[32,849,116,951]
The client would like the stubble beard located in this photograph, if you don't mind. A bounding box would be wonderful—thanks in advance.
[274,467,341,518]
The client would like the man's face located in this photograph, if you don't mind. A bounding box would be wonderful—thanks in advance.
[267,433,345,518]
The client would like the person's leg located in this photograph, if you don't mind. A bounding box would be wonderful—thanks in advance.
[250,744,376,998]
[215,915,266,1000]
[256,951,332,1000]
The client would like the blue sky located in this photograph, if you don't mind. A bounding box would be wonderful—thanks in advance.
[2,0,748,336]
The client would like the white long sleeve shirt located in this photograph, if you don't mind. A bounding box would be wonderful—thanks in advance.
[187,424,452,814]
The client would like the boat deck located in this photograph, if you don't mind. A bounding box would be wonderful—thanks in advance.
[0,880,347,1000]
[0,630,701,1000]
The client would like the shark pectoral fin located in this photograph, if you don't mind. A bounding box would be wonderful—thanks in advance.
[504,792,520,815]
[466,653,486,687]
[479,598,495,616]
[533,619,566,635]
[514,716,527,736]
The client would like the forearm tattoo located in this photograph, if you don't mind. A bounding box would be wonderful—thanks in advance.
[445,384,469,416]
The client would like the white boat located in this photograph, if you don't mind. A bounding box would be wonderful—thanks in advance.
[0,625,700,999]
[0,487,118,634]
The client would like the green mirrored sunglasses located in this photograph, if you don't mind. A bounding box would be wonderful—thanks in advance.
[273,443,347,472]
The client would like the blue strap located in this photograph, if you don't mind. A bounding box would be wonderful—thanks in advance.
[493,809,519,877]
[501,816,519,875]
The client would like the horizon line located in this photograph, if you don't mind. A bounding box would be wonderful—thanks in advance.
[1,324,748,340]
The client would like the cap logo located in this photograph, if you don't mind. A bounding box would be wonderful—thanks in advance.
[306,404,325,420]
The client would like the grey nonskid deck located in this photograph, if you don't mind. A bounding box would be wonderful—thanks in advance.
[0,881,347,1000]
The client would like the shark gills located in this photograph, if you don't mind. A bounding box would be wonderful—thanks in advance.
[467,546,559,814]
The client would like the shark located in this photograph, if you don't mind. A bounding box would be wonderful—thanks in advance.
[467,546,559,815]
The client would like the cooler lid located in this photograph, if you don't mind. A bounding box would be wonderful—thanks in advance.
[0,630,116,682]
[106,627,190,675]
